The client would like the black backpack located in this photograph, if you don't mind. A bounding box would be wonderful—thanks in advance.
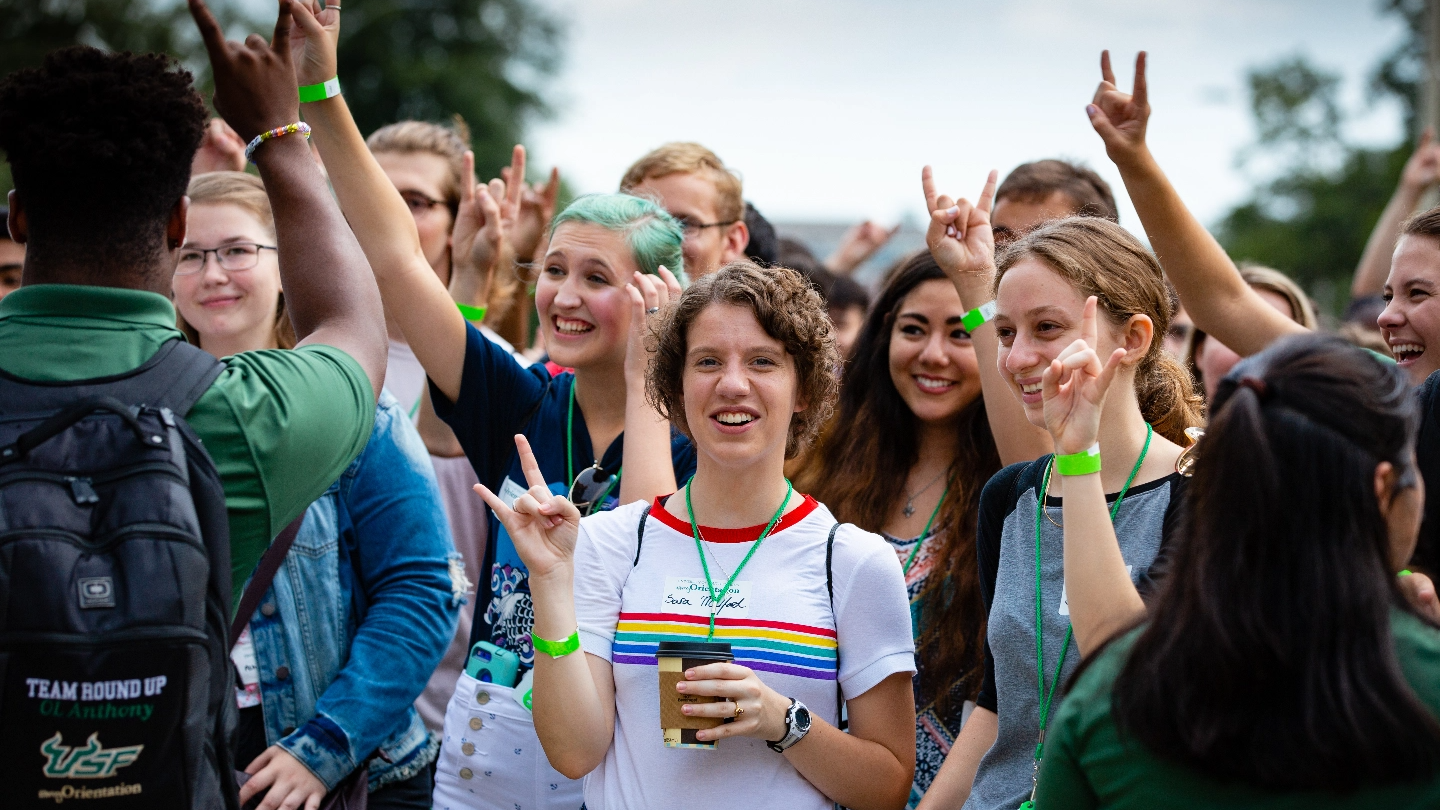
[0,338,240,810]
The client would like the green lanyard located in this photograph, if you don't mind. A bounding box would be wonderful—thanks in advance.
[566,382,579,486]
[566,381,623,496]
[685,477,793,640]
[902,488,947,576]
[1022,423,1153,810]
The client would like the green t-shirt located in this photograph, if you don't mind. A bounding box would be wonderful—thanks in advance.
[0,284,374,611]
[1034,610,1440,808]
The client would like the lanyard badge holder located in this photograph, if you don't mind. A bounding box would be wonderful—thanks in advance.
[1020,423,1152,810]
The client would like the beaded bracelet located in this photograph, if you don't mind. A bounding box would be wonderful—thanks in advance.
[244,121,312,164]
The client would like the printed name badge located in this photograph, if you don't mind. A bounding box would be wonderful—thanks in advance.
[1058,565,1133,617]
[662,577,751,619]
[231,627,261,709]
[498,477,529,509]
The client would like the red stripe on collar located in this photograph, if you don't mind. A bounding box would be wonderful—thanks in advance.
[648,493,820,542]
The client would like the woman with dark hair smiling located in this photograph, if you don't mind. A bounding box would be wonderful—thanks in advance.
[1032,332,1440,807]
[794,250,1000,806]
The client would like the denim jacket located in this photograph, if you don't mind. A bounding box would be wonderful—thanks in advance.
[245,391,462,790]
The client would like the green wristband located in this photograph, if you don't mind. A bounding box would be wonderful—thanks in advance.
[298,76,341,103]
[961,301,997,332]
[531,629,581,658]
[1055,443,1102,476]
[456,302,488,322]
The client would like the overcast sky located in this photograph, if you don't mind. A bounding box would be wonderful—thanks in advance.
[526,0,1409,234]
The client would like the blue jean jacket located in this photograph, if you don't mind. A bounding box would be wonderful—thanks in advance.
[245,391,462,790]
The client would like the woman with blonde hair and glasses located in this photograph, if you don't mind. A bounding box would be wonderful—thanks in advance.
[173,170,456,810]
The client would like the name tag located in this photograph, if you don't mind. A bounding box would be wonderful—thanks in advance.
[499,476,529,509]
[231,627,261,709]
[662,577,751,619]
[1058,565,1133,617]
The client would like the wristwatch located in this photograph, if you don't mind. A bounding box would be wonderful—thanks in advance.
[767,698,812,752]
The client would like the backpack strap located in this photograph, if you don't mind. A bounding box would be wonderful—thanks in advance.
[826,522,845,730]
[229,513,306,647]
[0,338,223,416]
[634,504,652,566]
[142,340,226,416]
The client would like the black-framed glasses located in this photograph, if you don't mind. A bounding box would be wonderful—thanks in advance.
[400,191,447,214]
[175,243,277,276]
[569,464,620,516]
[673,217,737,240]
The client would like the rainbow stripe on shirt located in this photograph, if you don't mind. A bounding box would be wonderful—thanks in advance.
[612,612,838,680]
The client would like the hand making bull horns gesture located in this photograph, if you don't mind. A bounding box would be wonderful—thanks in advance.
[1041,296,1128,457]
[473,435,583,580]
[188,0,303,144]
[921,166,999,281]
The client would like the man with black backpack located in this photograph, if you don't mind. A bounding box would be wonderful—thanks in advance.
[0,2,388,806]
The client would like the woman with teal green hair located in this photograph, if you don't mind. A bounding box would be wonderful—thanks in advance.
[288,6,697,798]
[552,192,688,281]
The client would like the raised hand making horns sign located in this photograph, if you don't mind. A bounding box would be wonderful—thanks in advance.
[472,435,583,582]
[921,166,1000,281]
[187,0,303,143]
[1087,50,1150,165]
[1040,296,1129,457]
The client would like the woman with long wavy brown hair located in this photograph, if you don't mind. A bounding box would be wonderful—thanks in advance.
[795,251,1001,807]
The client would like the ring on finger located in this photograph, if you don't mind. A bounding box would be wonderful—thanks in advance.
[733,701,744,718]
[646,307,660,315]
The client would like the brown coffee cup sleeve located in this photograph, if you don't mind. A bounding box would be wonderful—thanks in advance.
[658,671,724,729]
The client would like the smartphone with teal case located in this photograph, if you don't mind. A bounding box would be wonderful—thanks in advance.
[465,640,520,687]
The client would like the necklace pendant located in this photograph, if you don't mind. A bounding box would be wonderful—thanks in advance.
[903,502,915,518]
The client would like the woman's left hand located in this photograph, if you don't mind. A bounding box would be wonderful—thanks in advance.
[1041,295,1127,456]
[240,745,327,810]
[624,266,683,384]
[676,662,793,743]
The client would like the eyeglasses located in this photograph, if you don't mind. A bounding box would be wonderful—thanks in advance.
[569,464,620,516]
[175,243,277,276]
[673,217,737,241]
[400,191,448,215]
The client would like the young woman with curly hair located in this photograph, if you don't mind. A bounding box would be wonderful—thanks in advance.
[475,262,918,810]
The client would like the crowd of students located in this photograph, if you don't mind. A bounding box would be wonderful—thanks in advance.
[7,2,1440,809]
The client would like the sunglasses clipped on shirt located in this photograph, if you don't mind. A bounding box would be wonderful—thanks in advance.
[569,464,621,516]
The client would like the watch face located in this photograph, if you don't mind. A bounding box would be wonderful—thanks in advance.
[794,705,811,730]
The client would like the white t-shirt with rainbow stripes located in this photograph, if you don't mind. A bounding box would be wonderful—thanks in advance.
[573,495,916,810]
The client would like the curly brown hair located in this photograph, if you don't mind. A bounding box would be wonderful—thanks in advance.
[647,261,839,459]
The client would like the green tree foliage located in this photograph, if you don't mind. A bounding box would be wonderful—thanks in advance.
[0,0,561,191]
[1214,2,1421,311]
[336,0,559,177]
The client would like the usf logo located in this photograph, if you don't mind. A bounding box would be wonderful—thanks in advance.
[40,732,143,779]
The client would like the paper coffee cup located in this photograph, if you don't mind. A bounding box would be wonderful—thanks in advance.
[656,640,734,749]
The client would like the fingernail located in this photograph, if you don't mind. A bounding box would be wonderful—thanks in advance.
[1086,104,1098,117]
[946,226,957,237]
[946,206,959,215]
[685,669,694,678]
[682,705,692,714]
